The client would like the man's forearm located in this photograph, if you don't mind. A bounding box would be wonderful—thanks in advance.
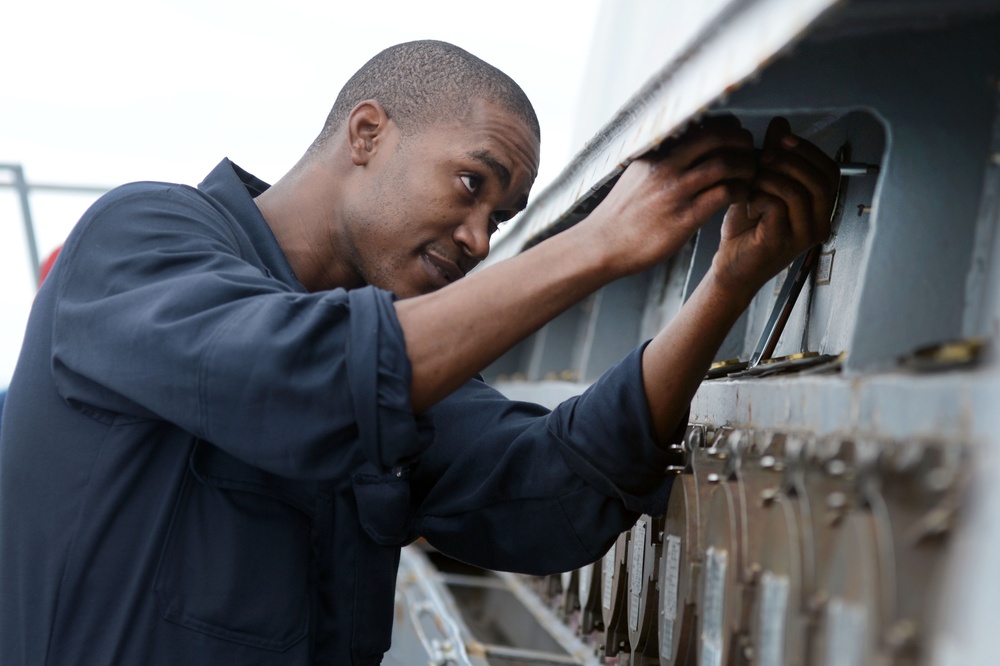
[395,222,625,414]
[641,268,756,442]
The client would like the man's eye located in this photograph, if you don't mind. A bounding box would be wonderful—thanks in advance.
[460,175,480,194]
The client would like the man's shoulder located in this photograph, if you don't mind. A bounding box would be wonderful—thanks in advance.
[95,179,213,216]
[73,179,239,248]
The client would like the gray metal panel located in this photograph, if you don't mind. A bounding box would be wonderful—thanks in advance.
[579,272,651,382]
[717,18,1000,371]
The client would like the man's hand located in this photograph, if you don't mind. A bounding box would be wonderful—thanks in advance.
[641,117,838,441]
[713,117,840,303]
[581,116,756,277]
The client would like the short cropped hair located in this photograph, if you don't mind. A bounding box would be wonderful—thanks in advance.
[313,40,540,148]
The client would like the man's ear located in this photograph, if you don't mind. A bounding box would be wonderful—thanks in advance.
[348,100,390,166]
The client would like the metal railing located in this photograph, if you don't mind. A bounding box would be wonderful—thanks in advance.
[0,163,111,287]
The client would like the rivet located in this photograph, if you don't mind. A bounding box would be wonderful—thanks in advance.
[925,467,953,492]
[826,491,847,510]
[886,620,917,650]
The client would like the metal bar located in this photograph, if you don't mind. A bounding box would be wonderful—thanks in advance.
[436,572,509,590]
[748,247,820,367]
[0,181,113,195]
[1,165,42,289]
[839,162,880,177]
[477,642,583,664]
[495,570,600,664]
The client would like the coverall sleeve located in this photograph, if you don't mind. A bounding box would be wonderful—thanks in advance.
[405,345,685,576]
[49,183,418,480]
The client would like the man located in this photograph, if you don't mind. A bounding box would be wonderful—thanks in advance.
[0,247,60,447]
[0,41,836,664]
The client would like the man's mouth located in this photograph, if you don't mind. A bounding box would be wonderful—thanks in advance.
[422,251,464,286]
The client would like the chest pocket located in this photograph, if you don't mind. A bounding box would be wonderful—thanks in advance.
[153,442,315,652]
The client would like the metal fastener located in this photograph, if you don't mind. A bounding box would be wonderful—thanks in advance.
[826,491,847,510]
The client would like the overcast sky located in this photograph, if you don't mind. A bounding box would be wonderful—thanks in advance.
[0,0,604,387]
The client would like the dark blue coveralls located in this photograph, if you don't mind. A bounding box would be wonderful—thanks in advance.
[0,160,680,665]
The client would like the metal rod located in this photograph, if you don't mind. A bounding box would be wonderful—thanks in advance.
[838,162,879,177]
[478,643,582,664]
[1,165,41,289]
[0,181,113,195]
[748,246,820,367]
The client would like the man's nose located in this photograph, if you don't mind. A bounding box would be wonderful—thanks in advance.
[454,213,491,263]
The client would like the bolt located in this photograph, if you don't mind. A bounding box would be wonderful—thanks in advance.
[886,620,917,651]
[925,467,954,492]
[806,591,828,616]
[857,204,872,216]
[707,473,721,484]
[827,460,847,477]
[921,508,954,538]
[760,455,777,469]
[826,491,847,511]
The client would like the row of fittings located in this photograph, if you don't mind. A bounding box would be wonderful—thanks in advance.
[531,424,967,666]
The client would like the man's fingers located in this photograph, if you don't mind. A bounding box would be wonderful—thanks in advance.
[699,113,744,132]
[759,117,839,195]
[688,180,752,226]
[746,190,787,230]
[752,171,829,244]
[678,150,757,198]
[721,200,761,241]
[652,124,755,174]
[758,150,836,224]
[763,117,792,151]
[776,135,840,192]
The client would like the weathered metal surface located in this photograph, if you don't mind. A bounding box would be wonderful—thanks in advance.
[414,2,1000,665]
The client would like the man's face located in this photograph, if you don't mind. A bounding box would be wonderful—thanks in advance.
[339,99,540,298]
